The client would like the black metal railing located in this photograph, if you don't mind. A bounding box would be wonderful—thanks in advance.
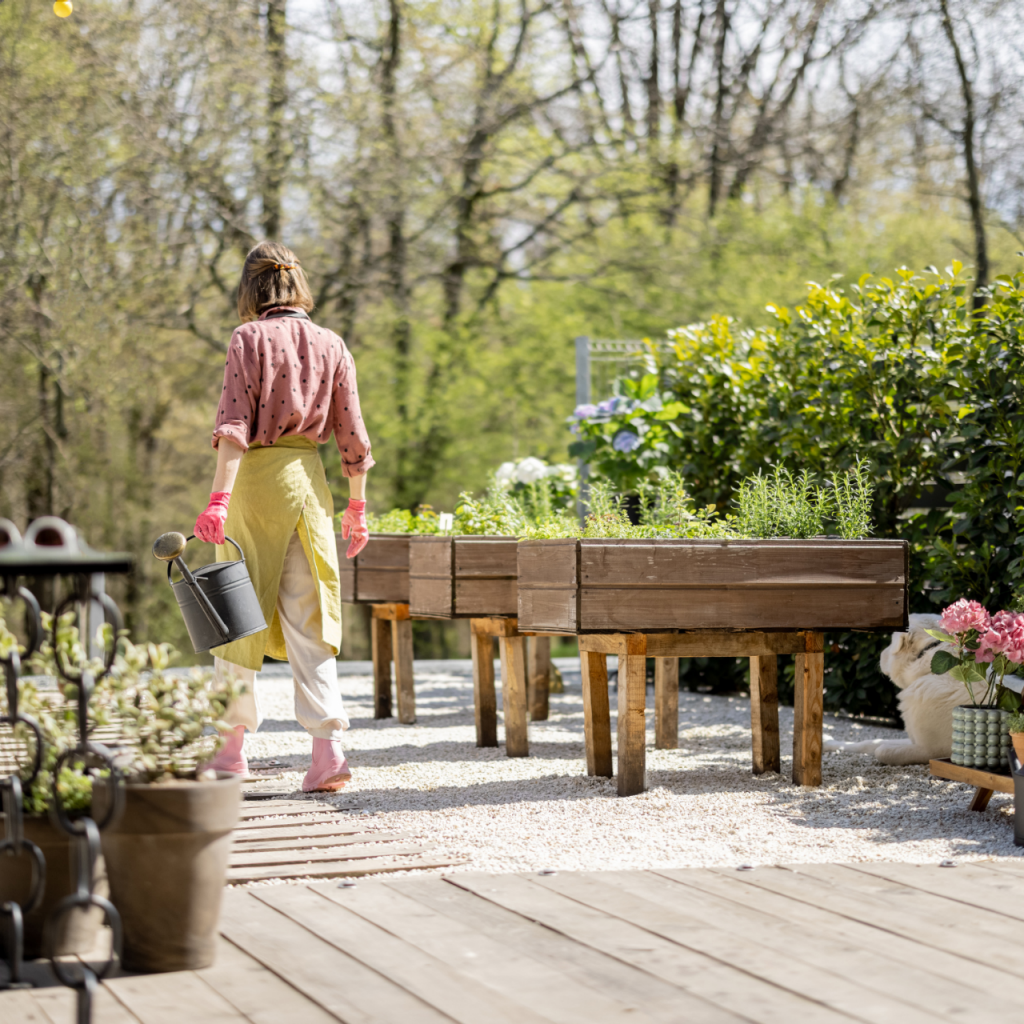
[1,517,132,1024]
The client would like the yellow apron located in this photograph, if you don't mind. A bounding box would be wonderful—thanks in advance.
[212,437,341,670]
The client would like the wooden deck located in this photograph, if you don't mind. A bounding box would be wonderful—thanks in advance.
[7,860,1024,1022]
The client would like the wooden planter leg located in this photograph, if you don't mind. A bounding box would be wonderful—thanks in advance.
[499,635,529,757]
[970,787,994,812]
[471,632,498,748]
[793,635,825,787]
[654,657,679,750]
[527,636,551,722]
[749,655,780,774]
[580,651,612,777]
[617,651,647,796]
[370,615,393,719]
[391,618,416,724]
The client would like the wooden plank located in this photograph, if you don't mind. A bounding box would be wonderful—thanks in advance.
[848,862,1024,927]
[929,758,1014,793]
[317,878,681,1024]
[645,631,816,657]
[516,538,578,588]
[397,875,729,1024]
[448,873,843,1024]
[392,617,416,724]
[371,614,393,719]
[196,936,340,1024]
[453,537,519,576]
[218,888,452,1023]
[470,616,520,636]
[658,867,1024,1004]
[534,871,938,1024]
[31,986,141,1024]
[371,601,412,621]
[358,569,410,604]
[580,650,612,777]
[0,992,53,1024]
[232,821,371,843]
[579,586,905,631]
[577,538,908,587]
[793,638,824,786]
[262,884,551,1024]
[617,651,647,796]
[234,812,344,831]
[517,586,577,633]
[230,842,430,868]
[238,800,334,819]
[454,578,518,617]
[471,631,498,747]
[408,536,453,618]
[527,635,550,721]
[227,855,462,883]
[104,971,252,1024]
[969,787,994,811]
[750,654,780,774]
[638,868,1021,1022]
[654,657,678,749]
[337,535,356,602]
[578,633,635,655]
[732,865,1024,972]
[498,635,529,757]
[231,830,414,852]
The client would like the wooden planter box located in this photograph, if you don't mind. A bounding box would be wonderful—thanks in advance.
[409,536,518,619]
[336,533,410,604]
[517,538,909,633]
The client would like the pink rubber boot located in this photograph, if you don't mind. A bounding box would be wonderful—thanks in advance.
[204,725,248,777]
[302,739,352,792]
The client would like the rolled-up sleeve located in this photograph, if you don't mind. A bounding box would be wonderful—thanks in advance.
[332,348,375,477]
[212,330,259,451]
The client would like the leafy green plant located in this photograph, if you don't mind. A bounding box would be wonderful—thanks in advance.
[363,505,446,534]
[1008,711,1024,734]
[830,460,875,540]
[734,468,829,539]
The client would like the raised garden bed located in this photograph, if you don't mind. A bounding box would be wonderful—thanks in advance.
[517,537,909,633]
[336,533,410,604]
[409,536,518,619]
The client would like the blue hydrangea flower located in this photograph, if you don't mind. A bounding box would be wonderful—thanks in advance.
[573,403,598,419]
[612,429,642,453]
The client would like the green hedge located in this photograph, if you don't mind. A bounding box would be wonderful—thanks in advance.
[572,264,1024,716]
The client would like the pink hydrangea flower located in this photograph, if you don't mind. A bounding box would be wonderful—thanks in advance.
[977,610,1024,665]
[940,599,991,637]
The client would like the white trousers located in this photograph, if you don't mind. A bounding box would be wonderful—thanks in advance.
[215,531,349,740]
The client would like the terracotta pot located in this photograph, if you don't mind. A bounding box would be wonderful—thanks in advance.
[0,813,107,959]
[93,772,240,972]
[1012,733,1024,766]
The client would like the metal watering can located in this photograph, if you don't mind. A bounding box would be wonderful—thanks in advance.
[153,533,267,654]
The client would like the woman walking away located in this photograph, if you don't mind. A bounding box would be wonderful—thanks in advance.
[194,241,372,792]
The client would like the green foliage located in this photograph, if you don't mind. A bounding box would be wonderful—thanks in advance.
[734,468,827,539]
[1007,711,1024,734]
[363,506,446,535]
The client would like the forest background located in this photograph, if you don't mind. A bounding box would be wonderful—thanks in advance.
[3,0,1024,670]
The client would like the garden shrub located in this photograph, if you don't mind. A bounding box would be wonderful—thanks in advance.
[573,264,1024,717]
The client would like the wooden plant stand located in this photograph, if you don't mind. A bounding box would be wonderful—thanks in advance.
[929,758,1014,812]
[369,603,416,724]
[579,631,825,796]
[469,617,555,755]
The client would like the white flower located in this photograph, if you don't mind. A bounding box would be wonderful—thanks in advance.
[494,462,517,488]
[516,457,548,484]
[546,463,577,483]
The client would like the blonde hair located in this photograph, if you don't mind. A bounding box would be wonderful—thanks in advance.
[236,241,314,322]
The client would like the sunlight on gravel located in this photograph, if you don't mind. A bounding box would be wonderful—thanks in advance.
[241,658,1024,877]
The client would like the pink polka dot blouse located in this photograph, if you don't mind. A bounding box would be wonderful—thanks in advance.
[212,307,375,478]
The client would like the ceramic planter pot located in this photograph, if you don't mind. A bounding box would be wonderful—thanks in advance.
[0,813,107,959]
[93,772,240,972]
[1012,732,1024,765]
[951,706,1010,769]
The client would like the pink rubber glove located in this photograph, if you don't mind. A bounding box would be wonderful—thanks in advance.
[195,492,231,545]
[340,499,368,559]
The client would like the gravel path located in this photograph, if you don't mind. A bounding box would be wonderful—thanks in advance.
[241,658,1024,877]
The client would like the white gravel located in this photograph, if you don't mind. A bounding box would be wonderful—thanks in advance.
[240,657,1024,877]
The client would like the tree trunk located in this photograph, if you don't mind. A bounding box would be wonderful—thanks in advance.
[708,0,729,217]
[262,0,288,239]
[939,0,988,304]
[645,0,661,150]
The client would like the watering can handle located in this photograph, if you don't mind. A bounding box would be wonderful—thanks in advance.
[153,533,245,642]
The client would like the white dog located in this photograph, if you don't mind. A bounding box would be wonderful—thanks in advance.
[823,613,1023,765]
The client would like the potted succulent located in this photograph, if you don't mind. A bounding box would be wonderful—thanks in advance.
[91,636,241,973]
[929,600,1024,770]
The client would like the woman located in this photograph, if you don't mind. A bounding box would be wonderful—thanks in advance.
[194,241,371,792]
